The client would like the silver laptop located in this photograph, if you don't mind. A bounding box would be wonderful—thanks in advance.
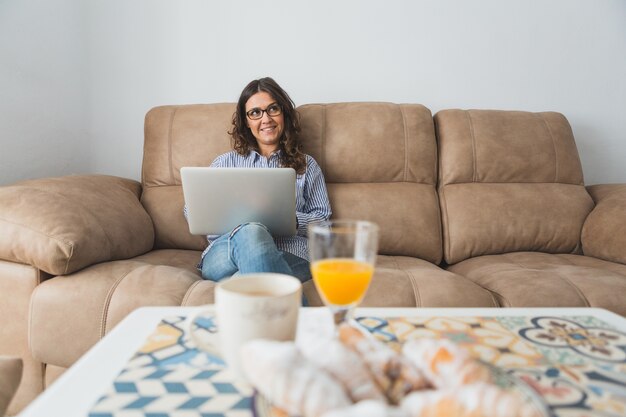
[180,167,297,236]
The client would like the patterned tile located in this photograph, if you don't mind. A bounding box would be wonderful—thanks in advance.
[90,313,626,417]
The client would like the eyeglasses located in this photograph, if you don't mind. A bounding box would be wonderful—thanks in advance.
[246,103,282,120]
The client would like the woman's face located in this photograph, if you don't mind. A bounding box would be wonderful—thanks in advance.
[245,91,285,155]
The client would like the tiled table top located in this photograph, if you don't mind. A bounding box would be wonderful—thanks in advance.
[86,309,626,417]
[17,307,626,417]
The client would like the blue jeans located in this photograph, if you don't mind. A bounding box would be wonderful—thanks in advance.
[200,222,312,284]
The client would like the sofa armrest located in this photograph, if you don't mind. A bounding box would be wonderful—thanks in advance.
[582,183,626,265]
[0,175,155,275]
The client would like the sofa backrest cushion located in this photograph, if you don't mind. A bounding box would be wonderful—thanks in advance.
[298,103,442,263]
[436,109,594,264]
[142,102,442,263]
[142,104,235,250]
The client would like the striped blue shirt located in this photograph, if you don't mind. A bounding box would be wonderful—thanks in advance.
[185,150,332,265]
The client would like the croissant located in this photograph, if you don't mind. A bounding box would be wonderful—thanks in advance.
[321,400,408,417]
[240,339,352,417]
[338,323,430,404]
[300,337,387,402]
[401,338,492,389]
[400,383,544,417]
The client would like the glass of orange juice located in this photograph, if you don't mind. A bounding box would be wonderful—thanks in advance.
[308,220,379,325]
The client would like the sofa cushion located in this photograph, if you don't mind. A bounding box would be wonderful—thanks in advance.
[447,252,626,316]
[130,249,202,272]
[142,104,235,249]
[141,186,207,250]
[29,250,209,368]
[582,184,626,265]
[327,183,441,261]
[30,250,496,369]
[299,103,442,263]
[0,356,22,417]
[143,104,236,188]
[436,110,594,264]
[0,175,154,275]
[305,255,497,308]
[440,183,593,260]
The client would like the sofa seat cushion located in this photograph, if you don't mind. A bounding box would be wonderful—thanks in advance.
[131,249,218,306]
[130,249,202,273]
[30,251,495,369]
[29,250,214,368]
[305,255,497,308]
[447,252,626,315]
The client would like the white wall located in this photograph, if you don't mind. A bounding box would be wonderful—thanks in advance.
[2,0,625,185]
[0,0,88,185]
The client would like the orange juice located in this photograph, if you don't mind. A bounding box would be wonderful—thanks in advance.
[311,258,374,306]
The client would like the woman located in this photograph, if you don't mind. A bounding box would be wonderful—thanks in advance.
[195,77,331,283]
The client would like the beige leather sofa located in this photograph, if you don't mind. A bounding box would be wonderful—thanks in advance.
[1,103,625,414]
[0,357,22,417]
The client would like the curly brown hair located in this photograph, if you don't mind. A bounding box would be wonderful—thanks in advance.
[229,77,307,175]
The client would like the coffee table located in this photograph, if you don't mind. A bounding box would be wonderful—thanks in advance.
[17,307,626,417]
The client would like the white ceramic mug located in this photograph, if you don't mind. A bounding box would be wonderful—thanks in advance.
[189,273,302,379]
